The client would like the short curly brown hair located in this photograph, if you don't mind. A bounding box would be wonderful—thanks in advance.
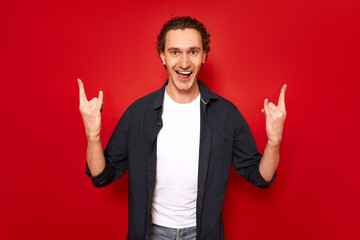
[157,16,211,56]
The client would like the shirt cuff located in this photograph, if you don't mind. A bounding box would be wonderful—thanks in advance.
[85,161,111,187]
[253,163,276,189]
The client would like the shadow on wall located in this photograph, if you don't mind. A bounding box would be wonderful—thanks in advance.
[198,60,215,90]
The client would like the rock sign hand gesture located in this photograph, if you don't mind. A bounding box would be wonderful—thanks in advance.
[77,79,104,140]
[262,84,287,145]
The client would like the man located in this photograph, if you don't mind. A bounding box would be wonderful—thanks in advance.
[78,16,286,240]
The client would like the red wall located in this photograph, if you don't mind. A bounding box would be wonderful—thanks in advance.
[1,0,359,239]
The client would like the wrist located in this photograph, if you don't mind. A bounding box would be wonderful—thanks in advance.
[267,139,281,148]
[87,134,101,143]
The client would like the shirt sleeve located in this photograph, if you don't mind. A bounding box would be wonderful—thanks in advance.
[85,107,132,187]
[231,108,275,189]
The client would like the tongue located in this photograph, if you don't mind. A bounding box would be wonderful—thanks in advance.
[178,72,190,78]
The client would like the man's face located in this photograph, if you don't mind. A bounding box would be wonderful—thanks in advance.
[160,28,206,98]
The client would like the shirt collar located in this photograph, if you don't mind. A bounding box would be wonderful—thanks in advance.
[153,79,219,110]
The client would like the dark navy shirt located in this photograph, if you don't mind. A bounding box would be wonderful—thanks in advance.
[86,80,275,240]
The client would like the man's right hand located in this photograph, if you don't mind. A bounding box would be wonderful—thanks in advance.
[77,79,103,141]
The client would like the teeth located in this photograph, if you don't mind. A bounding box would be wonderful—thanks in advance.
[179,71,191,74]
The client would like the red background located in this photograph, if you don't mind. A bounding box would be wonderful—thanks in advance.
[1,0,359,239]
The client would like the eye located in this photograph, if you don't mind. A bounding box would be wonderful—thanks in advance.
[190,51,197,55]
[171,51,179,55]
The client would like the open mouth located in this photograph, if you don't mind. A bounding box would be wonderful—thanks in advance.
[176,71,192,80]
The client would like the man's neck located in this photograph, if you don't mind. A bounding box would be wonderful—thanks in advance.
[166,82,200,104]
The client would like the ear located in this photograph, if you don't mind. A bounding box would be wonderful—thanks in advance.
[202,53,207,64]
[160,52,166,65]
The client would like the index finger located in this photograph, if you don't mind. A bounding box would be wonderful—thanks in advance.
[77,78,88,105]
[96,90,103,112]
[278,84,287,110]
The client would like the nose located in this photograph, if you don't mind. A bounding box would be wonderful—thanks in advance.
[179,53,191,69]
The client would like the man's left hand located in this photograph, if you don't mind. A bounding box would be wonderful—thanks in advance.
[262,84,287,146]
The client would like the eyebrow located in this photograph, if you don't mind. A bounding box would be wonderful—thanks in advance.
[167,47,180,51]
[167,47,202,51]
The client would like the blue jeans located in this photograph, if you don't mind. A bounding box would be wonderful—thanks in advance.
[150,224,196,240]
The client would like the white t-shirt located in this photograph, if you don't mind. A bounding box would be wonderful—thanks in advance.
[151,89,200,228]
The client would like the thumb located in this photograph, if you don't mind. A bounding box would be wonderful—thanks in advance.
[263,98,270,117]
